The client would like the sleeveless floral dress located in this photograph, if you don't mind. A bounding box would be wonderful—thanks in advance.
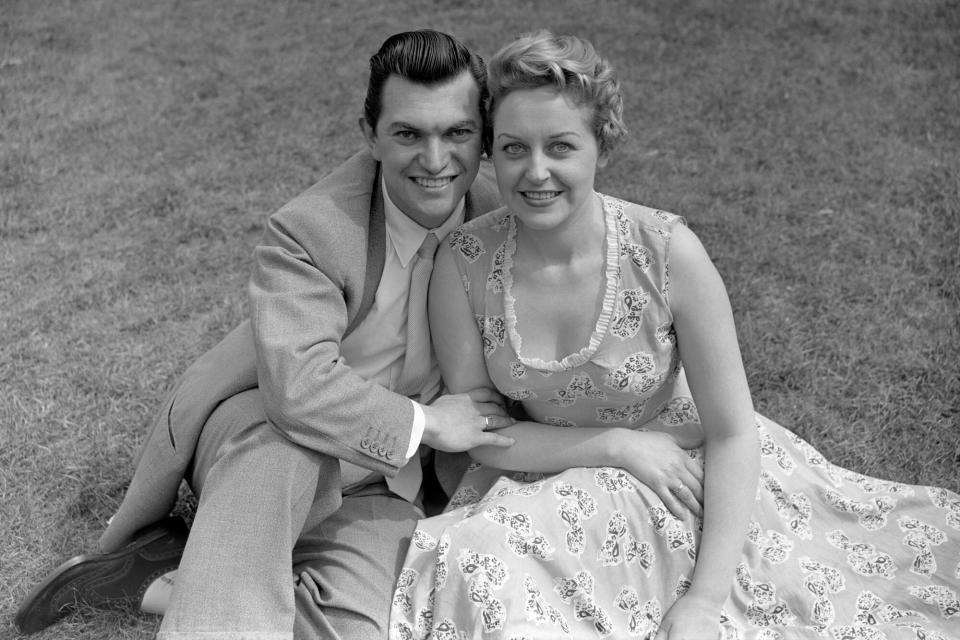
[390,195,960,640]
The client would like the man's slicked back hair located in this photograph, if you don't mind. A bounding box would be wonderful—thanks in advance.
[363,29,489,135]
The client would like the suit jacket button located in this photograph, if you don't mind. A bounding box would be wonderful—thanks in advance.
[370,441,381,452]
[377,445,387,456]
[385,450,393,460]
[360,437,371,449]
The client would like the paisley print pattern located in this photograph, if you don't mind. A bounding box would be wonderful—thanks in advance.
[389,196,960,639]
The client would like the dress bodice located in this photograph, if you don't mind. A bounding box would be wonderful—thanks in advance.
[446,194,701,433]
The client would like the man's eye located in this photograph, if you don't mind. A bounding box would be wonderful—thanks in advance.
[395,131,417,140]
[450,128,474,139]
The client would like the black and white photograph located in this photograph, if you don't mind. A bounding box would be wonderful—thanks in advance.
[3,1,958,639]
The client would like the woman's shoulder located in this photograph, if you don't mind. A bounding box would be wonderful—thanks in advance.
[449,205,512,246]
[458,205,513,233]
[601,194,693,298]
[603,194,686,234]
[445,206,512,266]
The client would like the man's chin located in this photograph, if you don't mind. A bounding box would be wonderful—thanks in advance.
[417,205,460,227]
[391,178,471,225]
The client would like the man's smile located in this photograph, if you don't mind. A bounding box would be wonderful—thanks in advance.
[412,176,457,188]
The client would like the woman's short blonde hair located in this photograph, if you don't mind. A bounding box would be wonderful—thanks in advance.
[487,30,627,156]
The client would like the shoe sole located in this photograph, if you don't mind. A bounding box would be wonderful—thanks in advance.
[14,518,187,634]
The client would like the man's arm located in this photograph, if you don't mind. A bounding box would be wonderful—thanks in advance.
[249,190,416,475]
[250,179,513,475]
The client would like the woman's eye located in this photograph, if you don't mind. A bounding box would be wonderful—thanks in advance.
[503,143,524,154]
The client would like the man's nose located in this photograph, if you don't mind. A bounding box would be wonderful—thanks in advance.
[420,138,450,173]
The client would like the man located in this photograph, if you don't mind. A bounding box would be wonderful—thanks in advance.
[15,29,513,639]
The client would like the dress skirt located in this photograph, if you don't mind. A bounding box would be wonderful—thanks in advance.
[390,416,960,640]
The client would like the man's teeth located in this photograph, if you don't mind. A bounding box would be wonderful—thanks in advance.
[414,176,454,188]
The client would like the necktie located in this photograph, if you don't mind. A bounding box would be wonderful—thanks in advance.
[383,232,440,503]
[397,232,440,398]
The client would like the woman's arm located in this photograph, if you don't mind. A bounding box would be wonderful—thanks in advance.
[656,223,760,639]
[475,422,705,517]
[428,241,502,403]
[428,241,704,518]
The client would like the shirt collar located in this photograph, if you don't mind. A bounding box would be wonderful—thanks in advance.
[382,178,466,268]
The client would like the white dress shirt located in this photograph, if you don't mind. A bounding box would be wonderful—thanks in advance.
[339,180,466,461]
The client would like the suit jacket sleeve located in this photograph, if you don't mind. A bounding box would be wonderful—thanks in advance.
[249,155,414,476]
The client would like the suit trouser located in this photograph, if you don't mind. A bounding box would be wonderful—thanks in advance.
[156,388,420,640]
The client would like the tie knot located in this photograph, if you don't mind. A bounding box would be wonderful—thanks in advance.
[418,232,439,259]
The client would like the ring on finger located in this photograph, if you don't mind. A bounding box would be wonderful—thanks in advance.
[671,483,686,496]
[484,416,492,428]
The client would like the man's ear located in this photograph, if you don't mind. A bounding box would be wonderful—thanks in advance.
[358,117,380,160]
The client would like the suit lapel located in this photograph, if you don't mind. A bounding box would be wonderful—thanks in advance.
[345,163,385,338]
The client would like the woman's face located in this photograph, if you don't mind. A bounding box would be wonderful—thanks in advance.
[491,87,604,233]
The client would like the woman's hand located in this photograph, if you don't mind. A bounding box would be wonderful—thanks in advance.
[617,429,704,519]
[655,593,723,639]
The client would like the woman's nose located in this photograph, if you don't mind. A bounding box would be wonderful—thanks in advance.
[524,151,549,182]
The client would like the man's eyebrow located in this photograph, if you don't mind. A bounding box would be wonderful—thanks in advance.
[385,119,479,132]
[385,121,420,131]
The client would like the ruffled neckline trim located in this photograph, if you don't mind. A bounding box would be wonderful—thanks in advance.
[502,194,620,372]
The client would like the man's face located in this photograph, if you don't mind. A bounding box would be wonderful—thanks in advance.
[360,71,483,229]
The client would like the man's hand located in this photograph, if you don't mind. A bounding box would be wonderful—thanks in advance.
[421,388,515,452]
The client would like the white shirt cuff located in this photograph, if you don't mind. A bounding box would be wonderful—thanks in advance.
[407,400,426,459]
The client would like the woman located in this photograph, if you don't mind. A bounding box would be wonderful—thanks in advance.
[390,32,960,640]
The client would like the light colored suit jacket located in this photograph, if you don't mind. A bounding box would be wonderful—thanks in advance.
[98,150,498,552]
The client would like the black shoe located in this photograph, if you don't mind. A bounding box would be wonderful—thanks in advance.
[14,516,189,634]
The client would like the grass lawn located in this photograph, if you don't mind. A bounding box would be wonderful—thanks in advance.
[2,0,958,637]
